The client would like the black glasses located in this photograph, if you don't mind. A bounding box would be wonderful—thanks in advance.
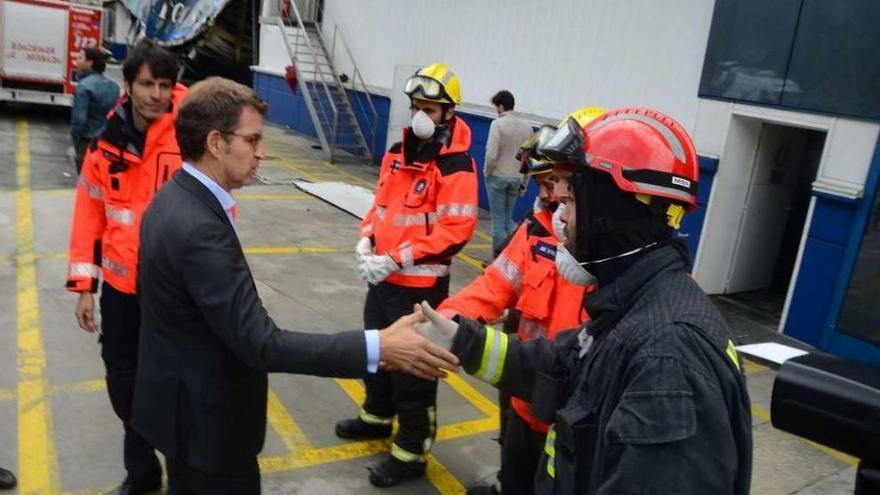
[223,131,263,151]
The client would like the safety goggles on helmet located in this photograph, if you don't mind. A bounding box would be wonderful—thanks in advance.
[534,117,587,166]
[405,75,454,104]
[516,125,558,176]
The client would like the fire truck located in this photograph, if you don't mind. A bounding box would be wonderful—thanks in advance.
[0,0,103,106]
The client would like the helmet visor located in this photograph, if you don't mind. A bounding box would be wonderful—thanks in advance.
[405,75,450,102]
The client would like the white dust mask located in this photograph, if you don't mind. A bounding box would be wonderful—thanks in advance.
[555,244,596,287]
[411,110,436,139]
[552,203,568,243]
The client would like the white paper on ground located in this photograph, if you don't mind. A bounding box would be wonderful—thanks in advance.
[293,181,374,219]
[736,342,809,366]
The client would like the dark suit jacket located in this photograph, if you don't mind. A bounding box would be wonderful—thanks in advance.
[132,170,367,472]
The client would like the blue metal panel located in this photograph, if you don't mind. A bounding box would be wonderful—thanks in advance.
[784,236,847,345]
[819,134,880,364]
[808,194,859,245]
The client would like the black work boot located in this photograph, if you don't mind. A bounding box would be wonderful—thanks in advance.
[335,417,392,440]
[368,455,426,487]
[0,467,16,490]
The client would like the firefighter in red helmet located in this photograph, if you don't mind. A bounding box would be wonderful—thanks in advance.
[417,107,753,494]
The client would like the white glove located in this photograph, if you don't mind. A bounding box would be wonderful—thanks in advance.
[414,301,459,350]
[358,254,399,285]
[355,237,373,261]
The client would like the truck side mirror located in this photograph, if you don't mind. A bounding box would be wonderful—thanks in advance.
[771,352,880,494]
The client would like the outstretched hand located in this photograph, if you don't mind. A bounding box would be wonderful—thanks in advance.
[379,311,459,380]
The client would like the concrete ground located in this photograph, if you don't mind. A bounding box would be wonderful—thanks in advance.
[0,105,859,494]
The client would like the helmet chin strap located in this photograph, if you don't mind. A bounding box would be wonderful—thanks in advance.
[577,241,658,268]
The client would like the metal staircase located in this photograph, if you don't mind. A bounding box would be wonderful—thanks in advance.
[269,6,378,163]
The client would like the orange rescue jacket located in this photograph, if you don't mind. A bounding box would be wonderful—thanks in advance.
[66,84,187,295]
[438,207,593,432]
[361,116,478,288]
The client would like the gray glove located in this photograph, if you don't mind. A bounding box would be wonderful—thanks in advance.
[414,301,459,350]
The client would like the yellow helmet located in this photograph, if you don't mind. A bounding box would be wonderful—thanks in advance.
[559,106,607,128]
[404,62,462,105]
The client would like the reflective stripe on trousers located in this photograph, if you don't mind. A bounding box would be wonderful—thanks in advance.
[358,408,393,425]
[544,425,556,478]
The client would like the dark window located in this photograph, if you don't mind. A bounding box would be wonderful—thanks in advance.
[837,186,880,345]
[699,0,801,105]
[699,0,880,121]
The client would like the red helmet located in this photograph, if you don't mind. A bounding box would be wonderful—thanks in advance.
[583,108,698,210]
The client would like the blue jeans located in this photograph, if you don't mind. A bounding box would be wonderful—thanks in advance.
[486,175,520,255]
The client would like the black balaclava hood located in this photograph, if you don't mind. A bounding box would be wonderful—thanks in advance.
[571,169,675,285]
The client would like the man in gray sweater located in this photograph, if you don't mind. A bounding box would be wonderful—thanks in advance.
[484,91,534,255]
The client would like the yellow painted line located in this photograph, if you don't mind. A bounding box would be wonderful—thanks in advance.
[275,160,320,182]
[243,246,345,255]
[473,230,493,242]
[751,404,858,466]
[267,388,314,454]
[49,379,105,396]
[744,359,769,375]
[0,388,15,401]
[323,160,376,188]
[234,193,314,201]
[426,453,466,494]
[444,373,500,418]
[33,189,74,197]
[455,252,486,273]
[16,118,61,493]
[259,438,390,474]
[335,378,367,404]
[334,378,473,494]
[62,487,115,495]
[37,252,67,261]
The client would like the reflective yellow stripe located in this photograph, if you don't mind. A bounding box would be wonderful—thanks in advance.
[391,442,426,463]
[726,339,741,371]
[545,426,556,478]
[475,327,508,385]
[423,405,436,453]
[358,408,392,425]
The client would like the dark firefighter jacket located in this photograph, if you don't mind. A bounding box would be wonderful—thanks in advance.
[451,244,753,494]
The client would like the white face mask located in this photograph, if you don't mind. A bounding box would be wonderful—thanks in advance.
[411,110,436,139]
[555,241,659,287]
[552,203,568,243]
[555,244,596,287]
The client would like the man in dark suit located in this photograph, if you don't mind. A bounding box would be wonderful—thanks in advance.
[132,77,458,494]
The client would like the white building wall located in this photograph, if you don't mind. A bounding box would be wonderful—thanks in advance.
[258,0,716,129]
[692,99,880,294]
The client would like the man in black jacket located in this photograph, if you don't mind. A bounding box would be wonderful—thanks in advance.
[132,77,458,494]
[417,108,753,494]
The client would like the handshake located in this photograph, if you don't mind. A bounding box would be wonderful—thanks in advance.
[377,301,462,381]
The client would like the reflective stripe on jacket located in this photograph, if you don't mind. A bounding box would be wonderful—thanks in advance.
[66,84,187,294]
[361,116,478,288]
[439,207,591,432]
